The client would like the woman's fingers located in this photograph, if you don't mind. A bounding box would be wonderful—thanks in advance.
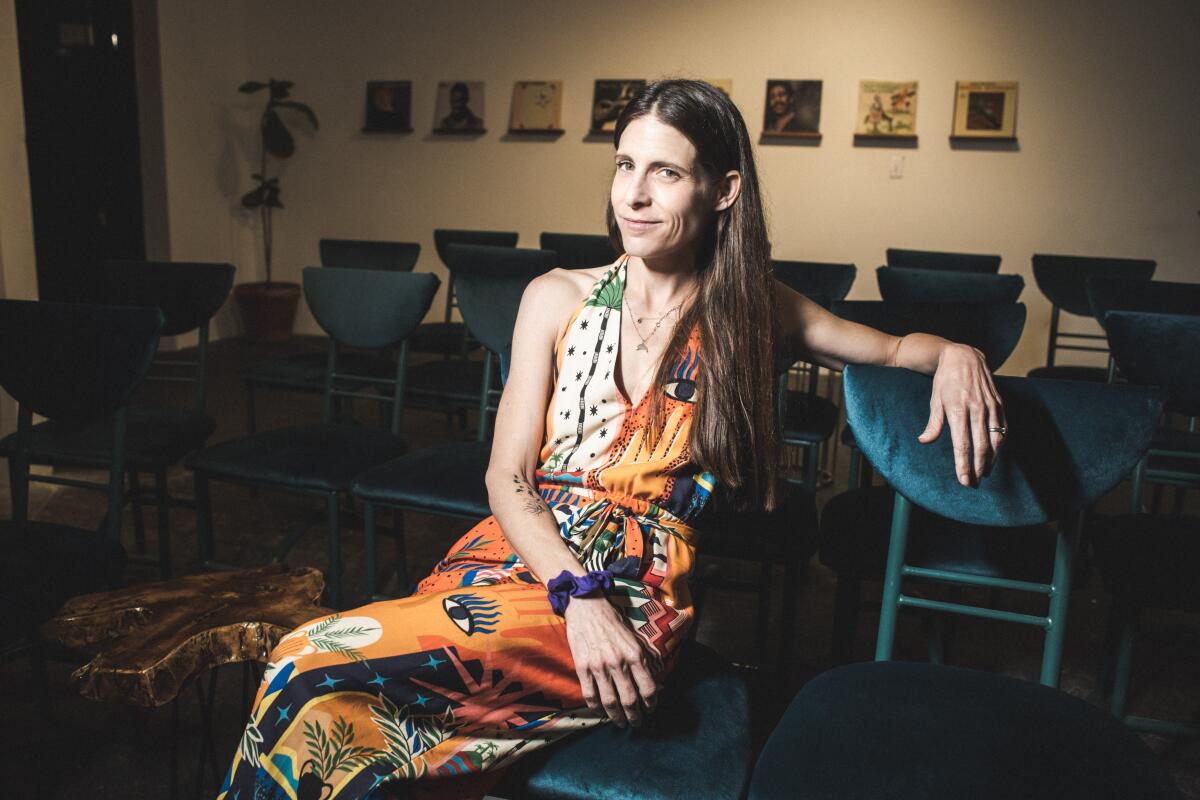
[611,661,644,727]
[629,659,659,712]
[918,393,945,443]
[970,399,991,482]
[590,666,629,728]
[948,404,973,487]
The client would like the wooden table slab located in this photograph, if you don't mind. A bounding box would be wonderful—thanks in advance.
[47,565,333,707]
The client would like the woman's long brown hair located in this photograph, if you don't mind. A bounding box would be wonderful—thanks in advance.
[606,79,779,510]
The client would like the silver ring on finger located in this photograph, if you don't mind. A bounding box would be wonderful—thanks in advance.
[987,425,1007,436]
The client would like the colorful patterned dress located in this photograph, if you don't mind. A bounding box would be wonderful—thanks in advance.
[220,261,714,800]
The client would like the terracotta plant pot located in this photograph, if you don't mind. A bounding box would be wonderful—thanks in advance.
[233,281,302,343]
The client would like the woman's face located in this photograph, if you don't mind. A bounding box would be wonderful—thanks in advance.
[610,115,718,264]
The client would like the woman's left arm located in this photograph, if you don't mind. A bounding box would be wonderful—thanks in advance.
[776,282,1006,487]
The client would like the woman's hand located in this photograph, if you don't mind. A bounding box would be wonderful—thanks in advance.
[563,595,658,728]
[917,343,1007,487]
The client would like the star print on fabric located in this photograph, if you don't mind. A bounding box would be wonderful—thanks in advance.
[413,693,431,707]
[368,672,389,688]
[580,320,589,330]
[599,428,608,438]
[567,346,575,356]
[276,704,292,723]
[604,371,610,379]
[606,344,614,353]
[590,405,598,416]
[423,653,446,670]
[316,674,343,691]
[554,437,563,445]
[575,371,583,381]
[368,772,391,792]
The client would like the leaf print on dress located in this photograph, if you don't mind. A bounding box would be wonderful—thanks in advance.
[369,693,461,780]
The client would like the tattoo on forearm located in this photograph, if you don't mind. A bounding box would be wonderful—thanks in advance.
[512,474,548,516]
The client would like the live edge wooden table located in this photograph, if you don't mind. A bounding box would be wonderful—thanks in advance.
[47,565,333,799]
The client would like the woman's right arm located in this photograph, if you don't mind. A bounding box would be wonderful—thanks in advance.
[484,270,657,728]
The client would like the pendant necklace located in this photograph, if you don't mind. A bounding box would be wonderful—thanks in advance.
[625,296,684,352]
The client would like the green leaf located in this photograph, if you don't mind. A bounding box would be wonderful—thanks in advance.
[263,110,295,158]
[239,81,268,94]
[277,100,319,130]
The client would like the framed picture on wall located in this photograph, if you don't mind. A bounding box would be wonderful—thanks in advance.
[363,81,413,132]
[433,81,486,134]
[589,79,646,134]
[951,81,1018,140]
[508,80,564,134]
[854,80,918,140]
[762,79,822,139]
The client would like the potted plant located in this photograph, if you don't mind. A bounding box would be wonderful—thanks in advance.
[233,78,319,343]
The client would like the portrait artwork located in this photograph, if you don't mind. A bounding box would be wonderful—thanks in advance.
[855,80,918,138]
[508,80,564,133]
[433,81,486,134]
[952,81,1018,140]
[363,81,412,132]
[589,79,646,134]
[761,79,822,138]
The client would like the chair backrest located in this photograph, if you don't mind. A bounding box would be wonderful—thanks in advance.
[540,232,618,270]
[832,301,1026,372]
[876,266,1024,304]
[886,248,1001,274]
[1032,254,1156,317]
[303,267,440,350]
[1087,277,1200,330]
[843,364,1160,526]
[1105,311,1200,418]
[433,229,519,267]
[318,238,420,272]
[773,260,857,304]
[446,244,557,357]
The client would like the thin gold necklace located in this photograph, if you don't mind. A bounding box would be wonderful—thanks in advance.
[624,296,682,352]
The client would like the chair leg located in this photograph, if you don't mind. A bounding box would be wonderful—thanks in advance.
[155,468,172,580]
[128,469,147,554]
[875,496,912,661]
[803,444,818,492]
[831,574,860,664]
[1110,602,1140,720]
[1040,525,1077,688]
[194,472,214,565]
[848,448,862,490]
[327,493,343,609]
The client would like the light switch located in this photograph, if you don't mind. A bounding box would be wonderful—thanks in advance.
[889,155,905,179]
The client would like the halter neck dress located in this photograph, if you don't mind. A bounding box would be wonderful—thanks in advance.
[220,261,715,800]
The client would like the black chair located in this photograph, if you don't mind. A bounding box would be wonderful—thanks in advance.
[0,300,162,682]
[241,239,419,435]
[885,247,1001,273]
[351,245,554,597]
[832,365,1158,686]
[0,259,234,578]
[1090,311,1200,736]
[540,232,618,270]
[187,268,440,607]
[1087,277,1200,382]
[772,260,858,489]
[422,228,520,358]
[877,265,1024,304]
[1029,253,1155,382]
[748,661,1183,800]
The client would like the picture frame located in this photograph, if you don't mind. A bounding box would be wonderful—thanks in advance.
[362,81,412,133]
[951,81,1018,140]
[854,80,918,141]
[508,80,564,134]
[589,79,646,135]
[433,81,486,134]
[762,79,822,139]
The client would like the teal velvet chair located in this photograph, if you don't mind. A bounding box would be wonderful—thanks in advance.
[0,300,162,697]
[876,265,1024,304]
[186,268,439,607]
[1029,253,1156,383]
[425,228,520,359]
[351,245,554,597]
[748,661,1183,800]
[885,247,1001,274]
[1089,311,1200,735]
[0,259,234,578]
[1086,276,1200,386]
[772,260,858,491]
[540,231,618,270]
[840,365,1159,686]
[241,238,419,435]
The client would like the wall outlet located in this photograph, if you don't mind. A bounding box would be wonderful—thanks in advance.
[889,155,905,179]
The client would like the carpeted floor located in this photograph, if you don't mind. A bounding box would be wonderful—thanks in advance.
[2,335,1198,798]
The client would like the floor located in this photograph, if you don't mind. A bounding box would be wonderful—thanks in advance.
[2,335,1198,798]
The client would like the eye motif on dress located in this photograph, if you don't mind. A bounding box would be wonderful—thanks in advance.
[442,593,501,636]
[664,378,698,404]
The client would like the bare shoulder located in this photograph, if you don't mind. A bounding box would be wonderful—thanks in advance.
[525,264,612,306]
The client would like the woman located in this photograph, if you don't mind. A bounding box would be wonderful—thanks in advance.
[220,79,1004,800]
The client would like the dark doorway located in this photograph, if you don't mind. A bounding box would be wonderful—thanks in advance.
[16,0,145,302]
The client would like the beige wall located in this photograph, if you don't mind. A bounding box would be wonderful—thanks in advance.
[122,0,1200,373]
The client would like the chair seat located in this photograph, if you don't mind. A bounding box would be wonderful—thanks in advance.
[185,424,407,492]
[1026,364,1109,382]
[1089,514,1200,611]
[819,486,1065,583]
[698,482,818,564]
[407,321,480,356]
[781,391,839,445]
[0,520,125,632]
[496,641,751,800]
[405,358,487,405]
[242,351,397,392]
[748,661,1182,800]
[0,405,216,470]
[352,441,492,518]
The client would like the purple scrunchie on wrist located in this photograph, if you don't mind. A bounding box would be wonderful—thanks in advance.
[547,556,640,615]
